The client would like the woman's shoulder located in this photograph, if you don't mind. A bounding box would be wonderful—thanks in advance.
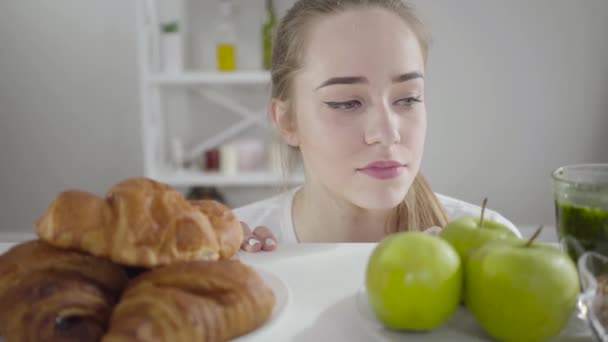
[232,187,299,243]
[233,193,286,225]
[435,193,522,237]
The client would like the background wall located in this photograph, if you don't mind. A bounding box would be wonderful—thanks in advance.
[1,0,607,233]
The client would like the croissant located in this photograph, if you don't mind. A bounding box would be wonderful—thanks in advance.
[0,240,128,342]
[36,178,242,267]
[102,260,275,342]
[189,199,243,259]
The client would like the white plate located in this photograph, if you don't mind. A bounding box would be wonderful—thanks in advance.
[355,286,593,342]
[0,267,290,342]
[232,267,291,341]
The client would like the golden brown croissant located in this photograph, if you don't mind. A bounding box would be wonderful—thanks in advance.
[189,199,243,259]
[0,240,128,342]
[102,260,276,342]
[36,178,242,267]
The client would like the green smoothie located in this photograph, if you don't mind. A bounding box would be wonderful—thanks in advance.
[556,201,608,261]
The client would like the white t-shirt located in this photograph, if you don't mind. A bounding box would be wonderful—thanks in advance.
[234,187,521,243]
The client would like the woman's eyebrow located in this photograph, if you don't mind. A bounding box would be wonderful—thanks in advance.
[315,76,367,90]
[392,71,424,83]
[315,71,424,90]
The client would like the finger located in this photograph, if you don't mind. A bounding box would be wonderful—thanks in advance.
[241,235,262,252]
[423,226,442,236]
[241,221,252,238]
[241,235,262,253]
[252,226,277,251]
[240,222,262,252]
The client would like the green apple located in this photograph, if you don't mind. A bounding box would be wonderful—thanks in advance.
[365,232,462,331]
[465,235,580,342]
[440,198,518,264]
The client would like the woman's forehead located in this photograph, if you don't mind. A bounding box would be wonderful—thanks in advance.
[300,8,425,84]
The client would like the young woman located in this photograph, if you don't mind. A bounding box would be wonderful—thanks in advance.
[235,0,520,252]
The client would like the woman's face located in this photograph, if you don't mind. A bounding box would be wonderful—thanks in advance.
[289,8,427,210]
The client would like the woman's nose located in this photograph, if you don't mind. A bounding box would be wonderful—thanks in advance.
[364,103,401,146]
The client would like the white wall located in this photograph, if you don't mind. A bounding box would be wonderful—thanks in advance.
[416,0,608,226]
[0,0,607,233]
[0,1,142,231]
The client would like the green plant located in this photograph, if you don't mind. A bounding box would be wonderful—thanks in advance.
[161,21,179,34]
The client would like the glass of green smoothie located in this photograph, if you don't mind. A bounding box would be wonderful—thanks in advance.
[553,164,608,262]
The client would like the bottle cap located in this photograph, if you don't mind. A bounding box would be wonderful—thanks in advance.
[219,0,234,17]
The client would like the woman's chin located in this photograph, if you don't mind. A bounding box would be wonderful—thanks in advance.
[349,186,409,210]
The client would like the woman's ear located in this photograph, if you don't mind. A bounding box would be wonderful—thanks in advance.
[270,99,299,147]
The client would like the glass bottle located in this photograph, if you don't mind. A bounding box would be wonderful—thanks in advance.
[215,0,237,71]
[262,0,276,70]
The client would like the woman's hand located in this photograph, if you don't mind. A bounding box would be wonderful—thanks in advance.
[423,226,442,236]
[240,222,277,252]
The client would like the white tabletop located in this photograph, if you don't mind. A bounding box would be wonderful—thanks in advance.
[0,231,592,342]
[239,243,378,341]
[237,241,590,342]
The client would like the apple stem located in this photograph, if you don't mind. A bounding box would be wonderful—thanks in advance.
[524,225,544,247]
[479,198,488,228]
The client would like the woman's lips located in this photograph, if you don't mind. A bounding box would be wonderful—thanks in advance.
[357,160,406,180]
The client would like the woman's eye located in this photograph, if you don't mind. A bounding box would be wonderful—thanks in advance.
[395,96,422,106]
[324,100,362,111]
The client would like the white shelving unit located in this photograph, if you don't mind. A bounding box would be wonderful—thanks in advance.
[147,71,271,86]
[135,0,303,188]
[152,168,304,187]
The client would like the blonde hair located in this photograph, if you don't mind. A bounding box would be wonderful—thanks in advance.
[271,0,449,232]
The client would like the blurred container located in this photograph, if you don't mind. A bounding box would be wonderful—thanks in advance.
[170,138,184,169]
[160,21,182,73]
[220,144,238,175]
[553,164,608,262]
[237,139,266,171]
[578,251,608,341]
[262,0,277,70]
[186,186,227,205]
[205,149,220,172]
[215,0,237,71]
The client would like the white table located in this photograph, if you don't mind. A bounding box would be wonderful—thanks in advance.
[0,231,592,342]
[238,241,590,342]
[239,243,378,341]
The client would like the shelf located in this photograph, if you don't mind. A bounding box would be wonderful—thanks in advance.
[147,71,271,86]
[151,169,304,187]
